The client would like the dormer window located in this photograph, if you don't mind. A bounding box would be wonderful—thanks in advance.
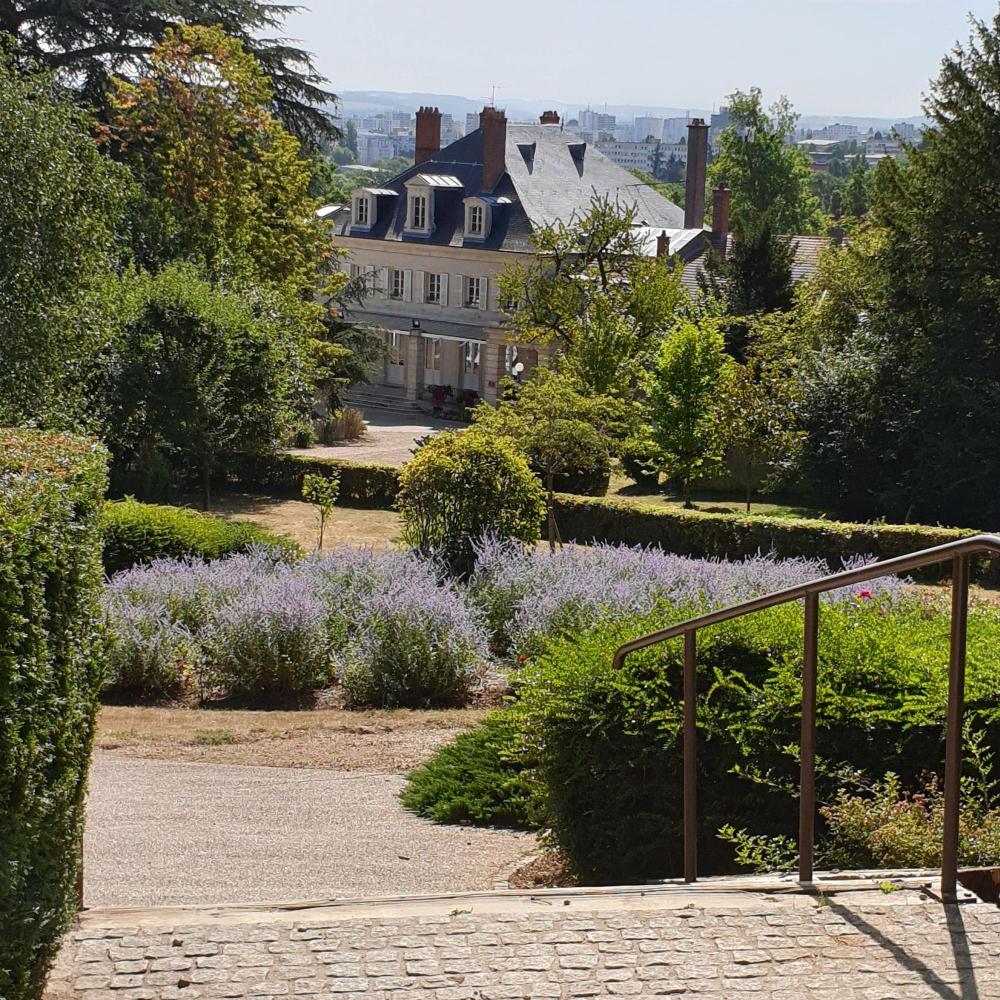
[355,196,370,226]
[463,197,491,241]
[468,205,484,236]
[410,194,427,230]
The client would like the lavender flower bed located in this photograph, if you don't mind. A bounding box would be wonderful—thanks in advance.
[467,539,908,657]
[103,540,907,704]
[103,546,487,704]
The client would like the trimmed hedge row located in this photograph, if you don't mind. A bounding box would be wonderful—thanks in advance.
[1,430,108,1000]
[552,494,991,581]
[217,452,400,509]
[101,499,302,575]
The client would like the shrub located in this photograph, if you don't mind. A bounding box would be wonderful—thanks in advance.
[514,600,1000,884]
[617,437,659,485]
[401,712,538,827]
[342,578,488,708]
[397,430,544,579]
[302,471,340,550]
[218,452,399,508]
[467,536,906,658]
[1,430,108,1000]
[103,547,487,707]
[101,498,301,574]
[199,569,334,698]
[552,493,991,582]
[323,406,366,442]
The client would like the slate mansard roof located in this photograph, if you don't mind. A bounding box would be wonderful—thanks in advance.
[331,123,687,253]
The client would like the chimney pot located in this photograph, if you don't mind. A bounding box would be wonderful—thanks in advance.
[480,105,507,191]
[540,110,560,125]
[684,119,710,229]
[656,230,670,258]
[415,106,442,166]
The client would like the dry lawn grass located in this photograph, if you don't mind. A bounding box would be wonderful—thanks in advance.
[97,705,486,773]
[204,492,403,551]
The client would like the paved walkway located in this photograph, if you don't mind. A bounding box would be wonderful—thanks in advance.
[47,885,1000,999]
[290,410,452,468]
[85,758,533,908]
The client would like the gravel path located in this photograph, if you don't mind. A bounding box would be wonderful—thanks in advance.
[289,409,452,468]
[84,756,534,908]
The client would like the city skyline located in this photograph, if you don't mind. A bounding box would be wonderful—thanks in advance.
[282,0,997,119]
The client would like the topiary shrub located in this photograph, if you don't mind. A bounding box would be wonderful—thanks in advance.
[401,711,539,827]
[516,600,1000,885]
[396,430,544,579]
[101,498,301,573]
[1,430,108,1000]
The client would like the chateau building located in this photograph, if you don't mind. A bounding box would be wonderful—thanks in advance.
[327,107,711,404]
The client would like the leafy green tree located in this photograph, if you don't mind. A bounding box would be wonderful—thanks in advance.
[717,318,804,512]
[499,195,687,397]
[344,119,359,156]
[397,430,545,579]
[699,215,796,359]
[644,318,734,507]
[109,263,312,508]
[797,13,1000,524]
[471,368,622,550]
[111,25,332,297]
[710,88,824,235]
[844,155,871,217]
[1,0,335,145]
[0,55,131,430]
[302,472,340,551]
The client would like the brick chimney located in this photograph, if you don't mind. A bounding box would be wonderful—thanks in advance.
[480,106,507,191]
[415,106,442,166]
[539,110,560,125]
[711,185,730,255]
[684,118,710,229]
[656,231,670,258]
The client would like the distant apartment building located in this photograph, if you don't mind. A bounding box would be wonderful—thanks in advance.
[812,122,860,141]
[597,140,688,173]
[578,109,617,133]
[892,121,922,142]
[357,131,398,165]
[633,116,664,141]
[662,116,690,143]
[710,106,731,144]
[465,111,481,134]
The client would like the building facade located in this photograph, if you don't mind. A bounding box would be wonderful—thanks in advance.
[327,108,709,405]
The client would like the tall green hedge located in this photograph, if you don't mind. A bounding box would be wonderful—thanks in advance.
[553,494,990,581]
[1,430,109,1000]
[101,499,301,575]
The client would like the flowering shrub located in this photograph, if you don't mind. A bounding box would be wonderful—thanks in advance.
[468,537,906,657]
[103,546,487,704]
[342,581,487,707]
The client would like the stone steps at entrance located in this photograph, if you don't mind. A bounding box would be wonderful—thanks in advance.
[44,875,1000,1000]
[343,385,427,414]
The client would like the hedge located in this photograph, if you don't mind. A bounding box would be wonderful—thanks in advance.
[101,499,302,575]
[1,430,108,1000]
[552,494,991,582]
[217,452,400,509]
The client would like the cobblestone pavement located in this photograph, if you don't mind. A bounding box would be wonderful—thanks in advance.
[46,887,1000,999]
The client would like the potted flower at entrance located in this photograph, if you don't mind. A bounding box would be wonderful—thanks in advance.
[429,384,453,416]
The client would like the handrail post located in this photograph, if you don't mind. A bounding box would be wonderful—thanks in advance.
[799,592,819,885]
[942,553,970,903]
[683,630,697,883]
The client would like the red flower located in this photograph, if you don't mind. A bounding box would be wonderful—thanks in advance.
[517,655,528,663]
[856,590,873,601]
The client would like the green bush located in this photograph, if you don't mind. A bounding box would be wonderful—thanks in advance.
[545,452,611,497]
[1,430,108,1000]
[101,498,301,574]
[514,600,1000,884]
[552,494,989,582]
[397,430,544,579]
[401,712,539,827]
[217,452,399,508]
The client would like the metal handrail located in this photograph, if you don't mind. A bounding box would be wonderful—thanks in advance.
[612,533,1000,903]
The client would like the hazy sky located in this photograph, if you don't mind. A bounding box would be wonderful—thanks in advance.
[281,0,998,118]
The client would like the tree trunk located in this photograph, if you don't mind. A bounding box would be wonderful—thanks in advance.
[546,473,556,553]
[745,457,753,515]
[201,458,211,511]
